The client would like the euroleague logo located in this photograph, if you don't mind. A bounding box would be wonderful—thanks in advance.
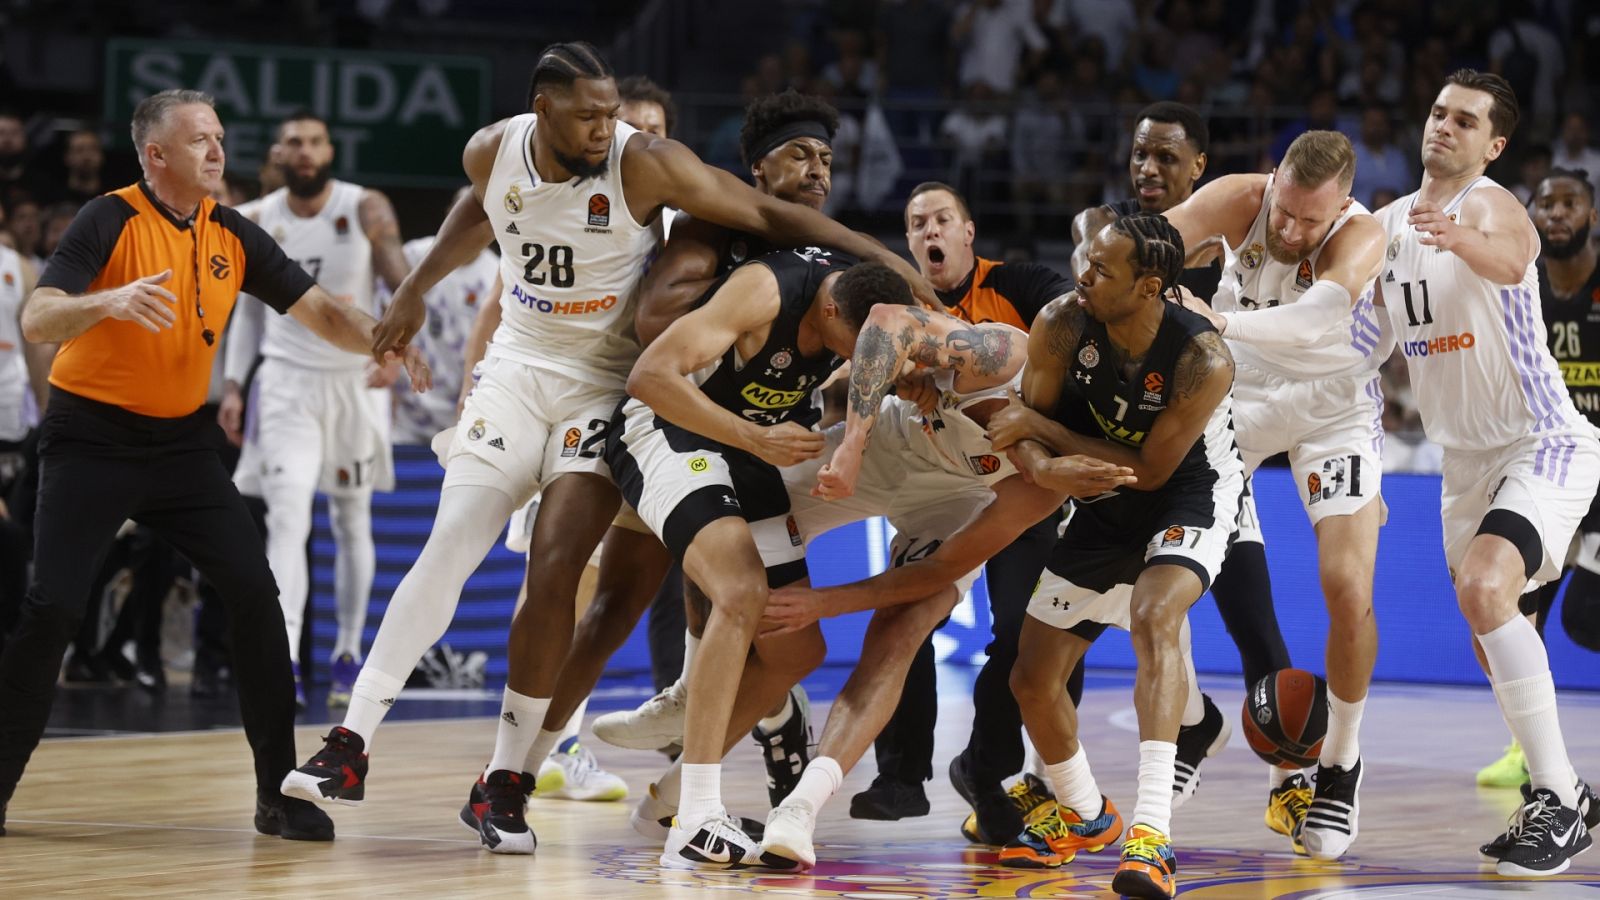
[588,193,610,227]
[967,454,1001,476]
[560,427,581,458]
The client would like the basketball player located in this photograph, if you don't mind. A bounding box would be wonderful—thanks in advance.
[282,43,928,859]
[1377,71,1599,876]
[1480,168,1600,787]
[609,253,913,868]
[220,110,411,708]
[1165,130,1389,859]
[0,242,46,440]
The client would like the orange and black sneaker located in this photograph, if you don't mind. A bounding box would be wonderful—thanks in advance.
[1111,824,1178,899]
[998,795,1122,869]
[280,726,368,805]
[964,773,1059,843]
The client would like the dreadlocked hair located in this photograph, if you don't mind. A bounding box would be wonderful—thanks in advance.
[527,42,613,108]
[1110,213,1186,298]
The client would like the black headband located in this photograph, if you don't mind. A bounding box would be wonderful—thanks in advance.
[750,120,832,164]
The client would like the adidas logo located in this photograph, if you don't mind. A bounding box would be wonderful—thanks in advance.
[380,697,396,708]
[506,222,520,234]
[488,437,506,450]
[502,711,518,726]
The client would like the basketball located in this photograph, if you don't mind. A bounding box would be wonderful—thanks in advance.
[1241,668,1329,769]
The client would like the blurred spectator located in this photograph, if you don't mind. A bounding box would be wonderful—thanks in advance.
[877,0,952,96]
[57,129,106,206]
[1130,27,1180,101]
[1350,107,1411,209]
[618,75,676,139]
[1552,112,1600,195]
[4,196,42,267]
[952,0,1047,96]
[1010,70,1069,232]
[1488,0,1565,136]
[1511,143,1554,206]
[1049,0,1137,73]
[1272,85,1341,163]
[822,29,879,101]
[1165,0,1221,83]
[940,82,1008,209]
[38,202,79,260]
[0,111,39,209]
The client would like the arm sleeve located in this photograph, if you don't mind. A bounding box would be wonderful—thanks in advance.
[223,293,266,386]
[1217,279,1355,347]
[986,262,1074,329]
[35,195,134,294]
[213,206,316,315]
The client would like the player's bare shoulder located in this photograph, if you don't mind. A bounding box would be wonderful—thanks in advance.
[1175,330,1234,402]
[463,118,516,189]
[1034,293,1088,362]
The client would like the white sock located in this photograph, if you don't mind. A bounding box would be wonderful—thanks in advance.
[1045,746,1102,818]
[1023,735,1048,781]
[1480,617,1579,807]
[679,763,722,826]
[1133,740,1177,837]
[1320,692,1365,770]
[522,729,565,775]
[1269,765,1298,790]
[658,759,683,806]
[757,691,795,734]
[560,695,591,744]
[344,667,407,748]
[329,493,375,661]
[786,756,842,811]
[487,689,549,773]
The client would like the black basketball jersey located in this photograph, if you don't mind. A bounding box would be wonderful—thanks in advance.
[1540,258,1600,425]
[1054,299,1220,491]
[718,230,777,278]
[695,247,853,428]
[1107,198,1222,301]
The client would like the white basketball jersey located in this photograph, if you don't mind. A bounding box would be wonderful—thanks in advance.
[253,181,375,371]
[1213,175,1391,380]
[481,114,662,388]
[390,237,499,441]
[1379,176,1586,452]
[899,367,1021,486]
[0,245,28,441]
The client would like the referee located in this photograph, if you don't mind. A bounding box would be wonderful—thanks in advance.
[0,89,428,840]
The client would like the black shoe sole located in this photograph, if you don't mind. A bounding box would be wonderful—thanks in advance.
[848,794,930,821]
[255,808,335,842]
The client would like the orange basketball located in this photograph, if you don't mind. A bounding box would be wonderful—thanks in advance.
[1241,668,1328,769]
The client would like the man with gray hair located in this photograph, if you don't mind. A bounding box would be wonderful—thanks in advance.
[0,88,429,841]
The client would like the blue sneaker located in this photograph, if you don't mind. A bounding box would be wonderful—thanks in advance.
[328,654,359,708]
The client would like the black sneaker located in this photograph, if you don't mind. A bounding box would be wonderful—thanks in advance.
[1580,779,1600,830]
[1496,786,1592,876]
[280,726,369,805]
[752,686,812,808]
[1486,778,1600,862]
[849,774,930,821]
[254,795,335,841]
[476,769,537,854]
[1299,758,1361,860]
[950,751,1022,845]
[458,768,534,834]
[1173,693,1231,808]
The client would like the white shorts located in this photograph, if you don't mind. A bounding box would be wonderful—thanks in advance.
[433,356,619,507]
[1441,429,1600,586]
[784,416,994,596]
[235,357,394,498]
[1233,363,1387,526]
[605,397,806,579]
[503,494,649,557]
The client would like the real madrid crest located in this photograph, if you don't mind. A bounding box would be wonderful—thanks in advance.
[1387,235,1401,261]
[467,418,486,441]
[769,350,792,369]
[1241,243,1264,270]
[504,183,523,215]
[1078,342,1100,368]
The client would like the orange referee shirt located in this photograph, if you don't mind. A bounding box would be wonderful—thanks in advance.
[37,182,314,418]
[937,256,1072,334]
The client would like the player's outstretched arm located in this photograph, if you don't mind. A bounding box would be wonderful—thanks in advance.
[627,137,939,308]
[627,262,822,467]
[762,473,1069,633]
[371,120,503,358]
[1194,215,1386,346]
[457,272,504,413]
[635,214,726,347]
[1409,185,1538,285]
[290,285,431,392]
[1161,174,1266,268]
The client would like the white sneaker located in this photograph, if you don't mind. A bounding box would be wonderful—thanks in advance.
[761,799,818,869]
[661,810,770,870]
[632,782,676,841]
[593,683,686,750]
[536,738,628,801]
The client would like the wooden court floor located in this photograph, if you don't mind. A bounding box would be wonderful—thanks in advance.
[2,675,1598,899]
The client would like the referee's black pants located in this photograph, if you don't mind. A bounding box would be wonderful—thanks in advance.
[873,509,1061,786]
[0,390,296,808]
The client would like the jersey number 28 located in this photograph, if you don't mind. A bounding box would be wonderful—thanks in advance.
[521,243,575,288]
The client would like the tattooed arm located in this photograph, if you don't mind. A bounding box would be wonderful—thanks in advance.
[993,324,1233,491]
[812,303,1025,499]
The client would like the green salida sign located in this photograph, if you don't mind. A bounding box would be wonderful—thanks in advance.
[104,38,491,187]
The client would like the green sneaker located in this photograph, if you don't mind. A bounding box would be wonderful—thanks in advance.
[1476,742,1528,788]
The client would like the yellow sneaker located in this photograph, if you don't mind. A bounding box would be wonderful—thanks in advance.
[1111,824,1177,899]
[1476,742,1528,789]
[962,773,1056,843]
[1265,772,1312,855]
